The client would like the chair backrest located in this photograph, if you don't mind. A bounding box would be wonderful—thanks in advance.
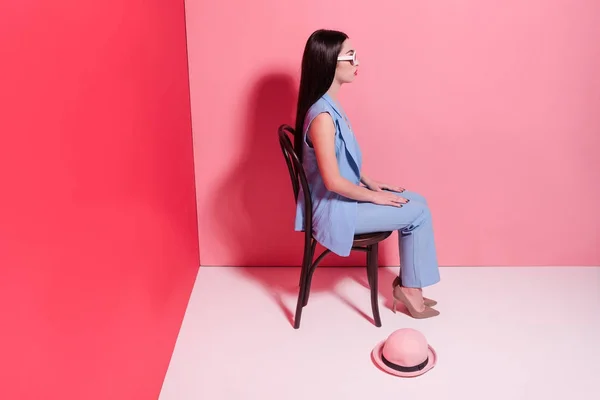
[277,124,313,237]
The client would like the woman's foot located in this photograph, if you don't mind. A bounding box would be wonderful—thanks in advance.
[392,278,440,319]
[400,287,427,312]
[392,276,437,307]
[418,288,437,307]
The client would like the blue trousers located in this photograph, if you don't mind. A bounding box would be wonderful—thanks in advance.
[354,190,440,288]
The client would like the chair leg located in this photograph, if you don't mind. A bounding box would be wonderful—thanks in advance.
[303,262,315,307]
[299,240,316,290]
[299,263,307,290]
[367,244,382,327]
[294,261,309,329]
[303,248,330,307]
[366,247,374,289]
[294,239,315,329]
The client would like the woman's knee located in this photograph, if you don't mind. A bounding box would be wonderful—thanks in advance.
[405,201,432,228]
[402,190,428,204]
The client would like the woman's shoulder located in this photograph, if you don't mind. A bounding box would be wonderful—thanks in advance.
[306,95,336,120]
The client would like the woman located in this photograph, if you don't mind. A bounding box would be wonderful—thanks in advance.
[293,29,441,319]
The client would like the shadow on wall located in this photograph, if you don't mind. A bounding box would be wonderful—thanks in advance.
[210,71,366,267]
[210,72,303,267]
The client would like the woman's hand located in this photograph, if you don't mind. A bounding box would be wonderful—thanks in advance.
[370,190,409,207]
[362,175,405,193]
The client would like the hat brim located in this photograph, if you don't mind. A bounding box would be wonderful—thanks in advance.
[371,340,437,378]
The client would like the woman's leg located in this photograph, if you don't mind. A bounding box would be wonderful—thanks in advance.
[381,190,439,304]
[355,193,440,287]
[355,193,440,314]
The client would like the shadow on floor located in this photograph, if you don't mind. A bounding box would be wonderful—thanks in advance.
[238,264,411,327]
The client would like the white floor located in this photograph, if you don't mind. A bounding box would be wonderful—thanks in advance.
[159,266,600,400]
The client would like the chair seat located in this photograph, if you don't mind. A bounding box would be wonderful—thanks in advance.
[309,231,393,248]
[353,231,393,247]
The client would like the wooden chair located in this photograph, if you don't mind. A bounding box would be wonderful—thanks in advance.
[277,124,392,329]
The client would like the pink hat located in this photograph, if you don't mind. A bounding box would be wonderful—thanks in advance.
[371,328,437,377]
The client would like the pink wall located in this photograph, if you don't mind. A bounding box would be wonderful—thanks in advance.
[187,0,600,267]
[0,1,198,399]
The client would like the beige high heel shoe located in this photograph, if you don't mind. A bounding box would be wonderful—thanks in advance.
[392,276,437,307]
[392,278,440,319]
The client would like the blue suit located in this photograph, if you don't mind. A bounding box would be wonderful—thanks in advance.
[294,93,440,288]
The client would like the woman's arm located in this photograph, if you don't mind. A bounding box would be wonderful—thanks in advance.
[360,173,373,187]
[308,113,406,207]
[308,113,375,202]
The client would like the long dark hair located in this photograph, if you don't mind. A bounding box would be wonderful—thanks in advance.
[294,29,348,161]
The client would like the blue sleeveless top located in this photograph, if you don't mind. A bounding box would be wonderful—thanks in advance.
[294,93,363,256]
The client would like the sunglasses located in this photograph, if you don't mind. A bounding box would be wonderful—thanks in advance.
[337,51,359,66]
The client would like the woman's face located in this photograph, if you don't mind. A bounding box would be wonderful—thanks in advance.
[335,39,359,84]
